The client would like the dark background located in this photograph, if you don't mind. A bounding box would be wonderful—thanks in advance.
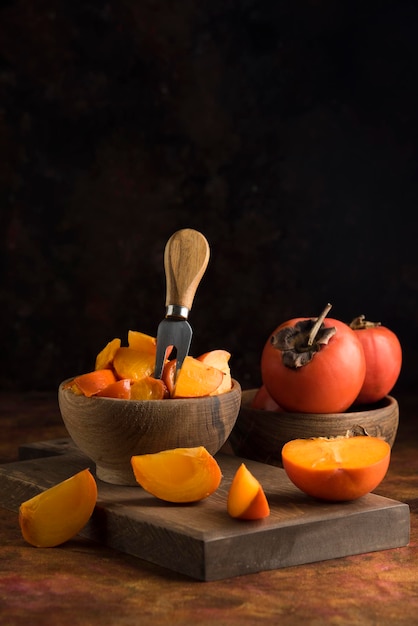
[1,0,417,394]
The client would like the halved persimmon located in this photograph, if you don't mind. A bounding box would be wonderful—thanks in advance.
[281,435,391,501]
[73,369,117,397]
[162,356,224,398]
[227,463,270,520]
[197,349,232,395]
[130,376,169,400]
[19,469,97,547]
[113,347,156,382]
[131,446,222,503]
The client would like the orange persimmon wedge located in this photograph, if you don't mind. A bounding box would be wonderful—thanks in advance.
[227,463,270,520]
[127,330,157,354]
[130,376,169,400]
[96,379,132,399]
[19,469,97,547]
[73,369,117,397]
[112,347,156,382]
[162,356,224,398]
[197,349,232,395]
[128,330,174,361]
[131,446,222,503]
[95,337,121,371]
[281,435,391,502]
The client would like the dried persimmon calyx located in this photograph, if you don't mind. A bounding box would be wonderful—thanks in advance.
[271,318,336,369]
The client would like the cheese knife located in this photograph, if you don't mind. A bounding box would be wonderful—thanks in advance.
[154,228,210,381]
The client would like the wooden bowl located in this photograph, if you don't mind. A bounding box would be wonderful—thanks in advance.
[228,389,399,467]
[58,378,241,486]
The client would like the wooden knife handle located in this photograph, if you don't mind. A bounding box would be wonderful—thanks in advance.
[164,228,210,311]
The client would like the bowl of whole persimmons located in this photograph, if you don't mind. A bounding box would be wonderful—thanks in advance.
[228,303,401,475]
[58,329,241,486]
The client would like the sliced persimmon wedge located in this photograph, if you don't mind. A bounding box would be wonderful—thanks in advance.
[162,356,224,398]
[96,378,132,399]
[130,376,169,400]
[282,435,391,501]
[131,446,222,503]
[113,347,156,382]
[227,463,270,520]
[73,369,117,397]
[19,469,97,547]
[127,330,157,354]
[197,349,232,395]
[95,337,121,371]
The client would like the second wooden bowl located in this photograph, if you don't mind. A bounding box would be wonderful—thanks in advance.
[228,389,399,467]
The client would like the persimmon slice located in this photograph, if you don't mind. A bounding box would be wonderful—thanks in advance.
[282,435,391,501]
[127,330,157,354]
[19,469,97,547]
[197,349,232,394]
[130,376,169,400]
[96,379,132,399]
[95,337,121,371]
[131,446,222,503]
[113,347,156,382]
[73,369,117,397]
[162,356,224,398]
[227,463,270,520]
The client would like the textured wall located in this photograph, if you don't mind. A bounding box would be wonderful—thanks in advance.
[1,1,418,392]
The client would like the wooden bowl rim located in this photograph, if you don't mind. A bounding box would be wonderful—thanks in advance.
[240,388,398,419]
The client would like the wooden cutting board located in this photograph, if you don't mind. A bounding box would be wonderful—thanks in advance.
[0,439,410,581]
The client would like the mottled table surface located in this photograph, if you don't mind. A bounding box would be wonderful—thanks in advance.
[1,390,417,626]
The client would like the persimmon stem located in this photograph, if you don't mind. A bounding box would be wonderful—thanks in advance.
[349,315,381,330]
[308,303,332,346]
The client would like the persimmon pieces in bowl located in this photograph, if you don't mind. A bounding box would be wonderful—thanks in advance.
[281,435,391,501]
[67,331,233,400]
[59,330,241,486]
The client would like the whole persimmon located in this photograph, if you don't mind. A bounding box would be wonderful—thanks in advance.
[350,315,402,405]
[250,385,282,412]
[261,304,366,414]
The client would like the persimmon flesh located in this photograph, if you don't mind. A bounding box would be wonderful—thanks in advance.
[127,330,157,354]
[130,376,169,400]
[96,378,132,399]
[95,337,121,371]
[113,347,156,382]
[162,356,224,398]
[227,463,270,520]
[131,446,222,503]
[19,469,97,547]
[197,349,232,394]
[73,369,117,397]
[282,436,391,501]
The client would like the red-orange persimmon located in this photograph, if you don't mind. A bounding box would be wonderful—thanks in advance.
[261,304,366,414]
[350,315,402,405]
